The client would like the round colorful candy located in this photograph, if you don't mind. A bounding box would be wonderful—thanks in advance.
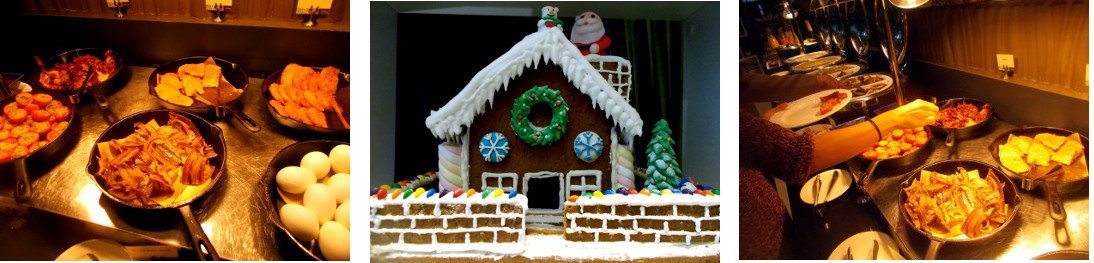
[466,189,477,198]
[414,188,425,198]
[639,189,651,196]
[604,189,614,195]
[671,189,681,194]
[573,131,604,163]
[712,189,720,195]
[370,187,379,196]
[479,132,510,163]
[426,188,436,198]
[439,189,450,198]
[380,185,391,191]
[682,189,693,195]
[662,190,673,195]
[492,189,504,198]
[568,195,579,202]
[582,192,593,198]
[593,191,604,198]
[509,191,518,199]
[628,189,639,195]
[390,189,403,199]
[482,191,490,199]
[616,187,627,194]
[453,189,464,198]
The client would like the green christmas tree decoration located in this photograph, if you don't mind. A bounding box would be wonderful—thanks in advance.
[644,119,683,191]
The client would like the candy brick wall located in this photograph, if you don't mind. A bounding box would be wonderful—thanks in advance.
[563,195,720,244]
[370,192,527,245]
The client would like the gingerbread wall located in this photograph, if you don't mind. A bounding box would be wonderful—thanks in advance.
[563,201,720,244]
[370,198,526,245]
[468,61,614,196]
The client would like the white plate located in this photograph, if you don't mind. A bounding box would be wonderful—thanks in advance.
[786,51,830,64]
[806,64,862,79]
[55,239,132,261]
[827,231,906,260]
[843,73,894,99]
[790,56,843,72]
[799,169,851,204]
[795,123,833,136]
[769,89,853,129]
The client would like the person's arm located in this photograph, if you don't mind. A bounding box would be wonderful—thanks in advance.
[807,99,939,173]
[739,110,814,185]
[740,72,818,103]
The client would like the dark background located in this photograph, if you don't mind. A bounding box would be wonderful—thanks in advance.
[394,13,683,183]
[0,15,349,79]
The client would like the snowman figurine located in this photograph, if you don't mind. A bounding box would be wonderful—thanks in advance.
[571,11,611,56]
[537,5,563,31]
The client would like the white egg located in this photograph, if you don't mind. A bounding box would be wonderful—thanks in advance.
[276,166,316,194]
[301,151,331,180]
[335,201,350,230]
[329,144,350,174]
[319,222,351,261]
[327,173,350,204]
[280,204,320,242]
[303,184,337,224]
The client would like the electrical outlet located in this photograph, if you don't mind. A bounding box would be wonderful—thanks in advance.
[996,54,1015,71]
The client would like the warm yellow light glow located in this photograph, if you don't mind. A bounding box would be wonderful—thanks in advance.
[78,181,114,227]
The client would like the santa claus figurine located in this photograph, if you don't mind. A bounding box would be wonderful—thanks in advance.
[538,5,562,31]
[570,11,611,56]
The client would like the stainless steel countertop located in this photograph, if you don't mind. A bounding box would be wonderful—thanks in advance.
[0,66,348,260]
[848,120,1089,260]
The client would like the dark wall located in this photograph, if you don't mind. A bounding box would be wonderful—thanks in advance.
[394,13,632,182]
[907,61,1089,135]
[0,15,349,78]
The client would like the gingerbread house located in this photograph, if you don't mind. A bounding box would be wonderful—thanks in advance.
[426,26,643,226]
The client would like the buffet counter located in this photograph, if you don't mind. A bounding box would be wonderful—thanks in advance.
[0,66,343,260]
[847,120,1089,260]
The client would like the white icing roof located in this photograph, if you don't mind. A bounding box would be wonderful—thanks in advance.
[425,27,643,141]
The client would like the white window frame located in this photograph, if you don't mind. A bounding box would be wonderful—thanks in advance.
[522,171,565,214]
[566,170,602,196]
[481,172,517,193]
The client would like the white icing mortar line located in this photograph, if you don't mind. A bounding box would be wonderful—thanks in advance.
[372,233,720,260]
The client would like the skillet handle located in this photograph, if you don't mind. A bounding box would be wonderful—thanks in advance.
[924,240,944,260]
[1046,181,1067,222]
[179,205,221,261]
[225,107,261,133]
[945,129,956,147]
[91,85,110,109]
[859,160,880,187]
[13,159,31,203]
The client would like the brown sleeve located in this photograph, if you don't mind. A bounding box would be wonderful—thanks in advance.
[740,71,820,103]
[739,110,814,184]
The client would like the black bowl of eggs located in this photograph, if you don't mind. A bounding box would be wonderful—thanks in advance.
[264,140,351,260]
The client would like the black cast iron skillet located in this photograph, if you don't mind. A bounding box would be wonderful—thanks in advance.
[855,126,933,188]
[148,56,261,133]
[898,160,1021,260]
[988,127,1088,222]
[1,90,77,203]
[264,140,347,260]
[261,66,350,134]
[85,110,226,261]
[28,48,123,109]
[928,98,994,147]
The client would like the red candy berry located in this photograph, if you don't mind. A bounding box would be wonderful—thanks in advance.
[453,189,464,198]
[533,136,539,141]
[627,189,638,195]
[518,115,523,120]
[556,101,561,106]
[375,188,388,200]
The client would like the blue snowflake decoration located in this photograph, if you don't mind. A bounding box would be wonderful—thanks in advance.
[480,132,510,163]
[573,131,604,163]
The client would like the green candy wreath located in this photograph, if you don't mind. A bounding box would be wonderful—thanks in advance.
[511,85,569,146]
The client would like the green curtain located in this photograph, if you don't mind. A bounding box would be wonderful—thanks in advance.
[619,19,684,186]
